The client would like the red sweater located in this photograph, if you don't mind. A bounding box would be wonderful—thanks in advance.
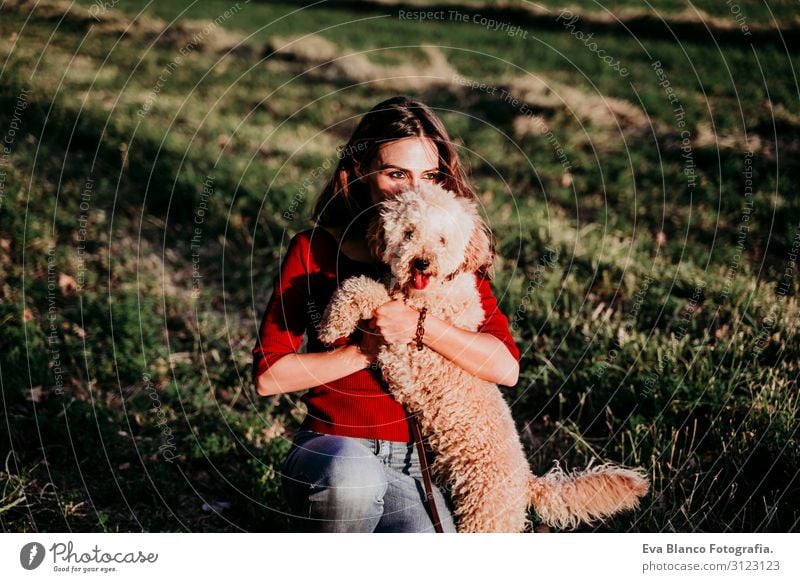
[252,228,520,443]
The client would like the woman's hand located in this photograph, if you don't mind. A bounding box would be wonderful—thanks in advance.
[372,300,419,345]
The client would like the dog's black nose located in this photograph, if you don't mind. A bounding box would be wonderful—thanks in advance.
[413,258,430,271]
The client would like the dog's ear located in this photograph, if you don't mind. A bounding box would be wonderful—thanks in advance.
[454,196,494,276]
[461,219,494,276]
[366,213,386,262]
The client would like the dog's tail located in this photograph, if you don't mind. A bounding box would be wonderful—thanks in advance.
[528,461,649,530]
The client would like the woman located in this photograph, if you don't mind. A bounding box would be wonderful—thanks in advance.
[252,96,520,532]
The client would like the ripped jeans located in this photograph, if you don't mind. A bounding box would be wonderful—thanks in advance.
[280,430,458,532]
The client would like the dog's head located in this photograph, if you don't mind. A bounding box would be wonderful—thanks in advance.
[367,182,493,294]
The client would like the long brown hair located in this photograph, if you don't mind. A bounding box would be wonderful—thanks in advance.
[312,96,479,230]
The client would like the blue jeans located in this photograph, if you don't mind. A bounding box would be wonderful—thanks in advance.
[281,430,458,532]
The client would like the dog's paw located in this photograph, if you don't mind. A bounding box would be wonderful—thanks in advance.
[332,275,391,322]
[339,275,391,310]
[317,323,346,345]
[319,276,390,343]
[318,297,355,343]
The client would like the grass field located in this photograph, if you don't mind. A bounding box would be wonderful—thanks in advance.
[1,0,798,532]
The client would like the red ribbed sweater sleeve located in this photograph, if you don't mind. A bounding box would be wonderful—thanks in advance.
[252,234,309,382]
[252,229,520,443]
[476,273,521,363]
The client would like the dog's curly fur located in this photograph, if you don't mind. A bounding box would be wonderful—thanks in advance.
[319,183,649,532]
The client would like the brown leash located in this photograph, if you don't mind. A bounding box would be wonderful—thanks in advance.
[410,415,444,533]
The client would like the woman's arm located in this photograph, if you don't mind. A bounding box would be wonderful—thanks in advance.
[373,300,520,387]
[423,315,519,386]
[256,345,369,396]
[253,231,383,397]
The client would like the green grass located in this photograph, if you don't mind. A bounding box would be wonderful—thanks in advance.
[1,0,798,532]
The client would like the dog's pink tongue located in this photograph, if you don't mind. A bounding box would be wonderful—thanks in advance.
[413,271,430,290]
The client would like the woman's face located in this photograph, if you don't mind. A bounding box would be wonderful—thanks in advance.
[357,137,441,206]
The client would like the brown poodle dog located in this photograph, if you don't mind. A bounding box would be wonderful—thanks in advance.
[319,183,649,532]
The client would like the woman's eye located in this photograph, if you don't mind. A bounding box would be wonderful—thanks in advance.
[389,171,406,179]
[404,230,414,240]
[424,172,440,181]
